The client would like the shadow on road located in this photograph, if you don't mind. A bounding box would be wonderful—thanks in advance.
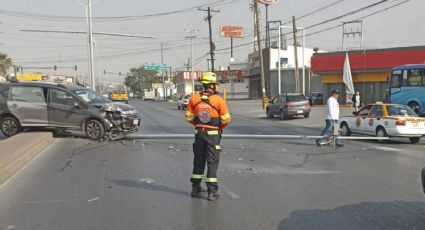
[110,179,192,198]
[278,201,425,230]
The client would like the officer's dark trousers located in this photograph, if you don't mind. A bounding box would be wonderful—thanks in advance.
[190,130,221,193]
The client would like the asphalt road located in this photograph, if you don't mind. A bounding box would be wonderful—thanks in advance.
[1,99,425,230]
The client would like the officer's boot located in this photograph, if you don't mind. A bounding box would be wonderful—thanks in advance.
[207,193,220,201]
[191,185,206,197]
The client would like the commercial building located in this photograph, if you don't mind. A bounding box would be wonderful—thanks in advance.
[246,45,316,99]
[173,70,249,100]
[311,46,425,104]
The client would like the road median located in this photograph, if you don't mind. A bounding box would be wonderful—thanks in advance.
[0,132,53,184]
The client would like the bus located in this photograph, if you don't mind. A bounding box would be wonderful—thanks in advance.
[388,64,425,116]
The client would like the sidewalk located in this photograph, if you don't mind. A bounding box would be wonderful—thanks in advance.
[0,132,53,184]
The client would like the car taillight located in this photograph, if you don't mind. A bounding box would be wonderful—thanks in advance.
[396,120,406,126]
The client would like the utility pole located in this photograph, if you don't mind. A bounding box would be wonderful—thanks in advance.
[86,0,95,91]
[206,59,211,71]
[254,0,266,109]
[265,4,269,48]
[292,16,300,93]
[185,35,196,94]
[161,43,167,100]
[199,7,219,72]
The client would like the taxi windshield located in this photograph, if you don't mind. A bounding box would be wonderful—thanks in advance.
[73,89,111,104]
[386,105,417,117]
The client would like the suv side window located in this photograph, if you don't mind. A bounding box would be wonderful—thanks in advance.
[0,85,9,102]
[10,86,45,103]
[49,88,78,106]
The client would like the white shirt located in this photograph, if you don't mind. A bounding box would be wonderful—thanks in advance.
[326,96,340,120]
[355,95,360,107]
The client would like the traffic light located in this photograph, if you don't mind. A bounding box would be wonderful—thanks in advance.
[74,65,77,71]
[54,65,57,71]
[103,70,106,75]
[119,72,121,76]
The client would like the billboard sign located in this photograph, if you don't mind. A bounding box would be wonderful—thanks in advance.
[258,0,280,4]
[220,26,245,38]
[215,70,244,80]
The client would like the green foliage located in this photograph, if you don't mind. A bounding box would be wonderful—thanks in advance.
[124,66,158,93]
[0,52,12,77]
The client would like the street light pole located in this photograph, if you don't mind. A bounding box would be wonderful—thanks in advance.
[86,0,95,91]
[185,35,196,94]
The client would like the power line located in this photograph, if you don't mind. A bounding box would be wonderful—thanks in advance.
[0,0,240,22]
[216,0,408,52]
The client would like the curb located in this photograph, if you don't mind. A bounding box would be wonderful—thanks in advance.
[0,132,54,184]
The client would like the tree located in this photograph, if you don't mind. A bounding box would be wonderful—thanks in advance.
[0,52,12,77]
[124,66,158,93]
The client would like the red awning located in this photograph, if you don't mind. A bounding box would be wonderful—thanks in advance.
[311,47,425,73]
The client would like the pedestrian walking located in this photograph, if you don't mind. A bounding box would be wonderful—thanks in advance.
[352,90,362,112]
[316,89,344,147]
[185,72,231,201]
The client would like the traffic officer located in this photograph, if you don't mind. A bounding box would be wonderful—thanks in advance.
[185,72,231,201]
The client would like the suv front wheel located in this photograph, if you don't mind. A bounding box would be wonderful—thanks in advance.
[85,119,106,140]
[1,116,22,137]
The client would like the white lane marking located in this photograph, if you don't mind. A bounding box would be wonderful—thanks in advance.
[220,184,241,200]
[19,196,100,204]
[139,178,156,184]
[87,196,100,202]
[368,146,402,152]
[229,163,339,175]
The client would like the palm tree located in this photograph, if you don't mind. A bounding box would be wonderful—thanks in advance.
[0,52,12,77]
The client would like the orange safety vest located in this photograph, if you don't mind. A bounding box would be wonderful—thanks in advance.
[185,93,231,130]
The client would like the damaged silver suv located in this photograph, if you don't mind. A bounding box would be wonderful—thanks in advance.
[0,82,140,140]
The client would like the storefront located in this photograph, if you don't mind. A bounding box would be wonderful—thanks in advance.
[311,46,425,104]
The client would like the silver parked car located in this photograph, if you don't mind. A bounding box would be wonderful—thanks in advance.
[266,93,311,119]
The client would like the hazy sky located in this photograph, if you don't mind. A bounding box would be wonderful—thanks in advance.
[0,0,424,83]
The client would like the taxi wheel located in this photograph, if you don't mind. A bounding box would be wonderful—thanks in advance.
[340,122,351,136]
[376,127,388,143]
[409,137,421,144]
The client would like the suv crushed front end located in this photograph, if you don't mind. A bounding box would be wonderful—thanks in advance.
[101,102,140,140]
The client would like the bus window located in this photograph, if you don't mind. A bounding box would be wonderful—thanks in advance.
[391,70,402,88]
[407,69,422,86]
[402,70,408,86]
[423,69,425,86]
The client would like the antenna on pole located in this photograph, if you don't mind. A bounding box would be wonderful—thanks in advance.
[342,20,363,51]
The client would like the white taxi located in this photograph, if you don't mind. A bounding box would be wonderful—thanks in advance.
[339,103,425,144]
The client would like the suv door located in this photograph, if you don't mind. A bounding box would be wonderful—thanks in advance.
[7,86,48,126]
[48,88,87,128]
[268,96,280,115]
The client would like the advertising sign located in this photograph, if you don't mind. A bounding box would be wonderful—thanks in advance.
[258,0,280,4]
[215,70,244,80]
[220,26,245,38]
